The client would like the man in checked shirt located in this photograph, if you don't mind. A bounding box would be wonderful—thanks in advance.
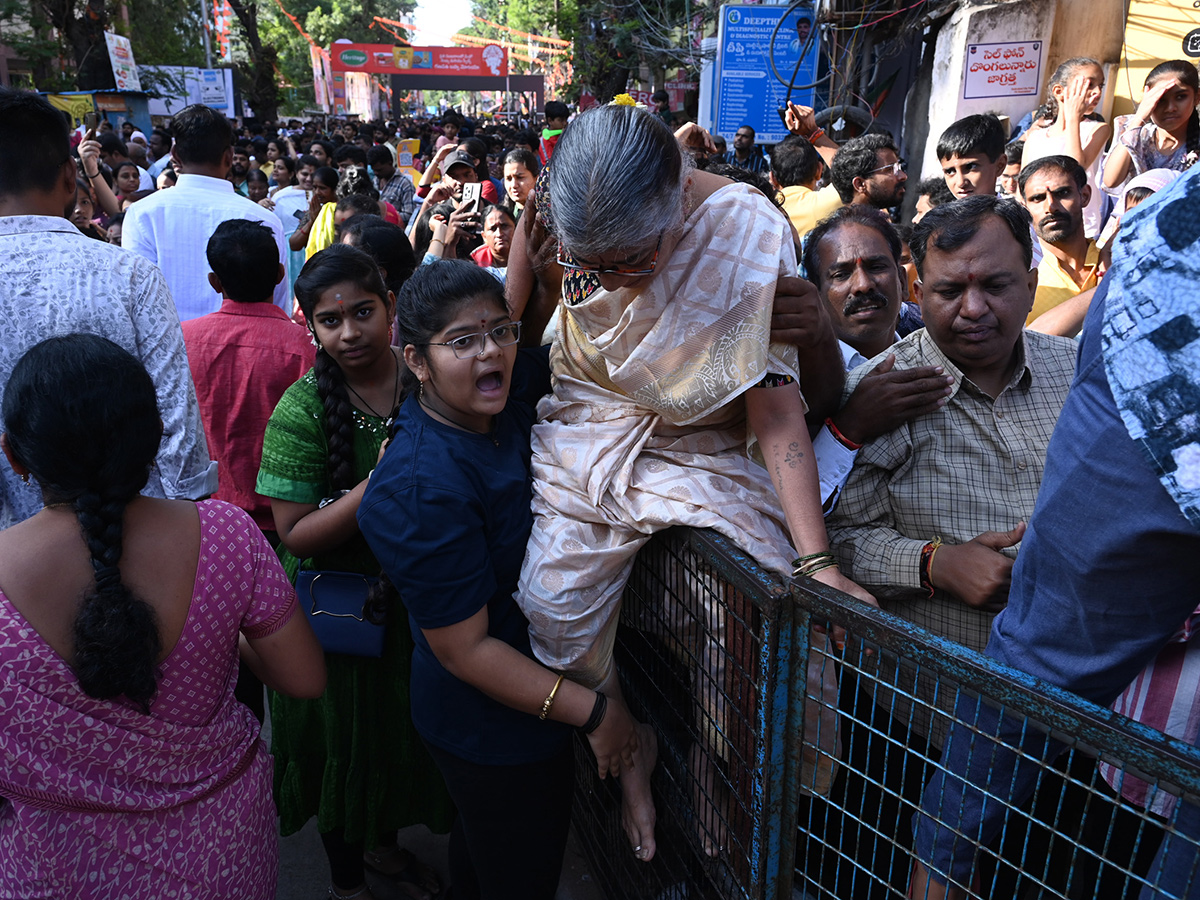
[819,194,1080,897]
[828,194,1076,675]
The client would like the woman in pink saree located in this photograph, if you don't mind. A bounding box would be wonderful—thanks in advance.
[510,105,874,861]
[0,335,325,898]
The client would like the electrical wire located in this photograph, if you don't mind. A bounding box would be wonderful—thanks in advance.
[767,0,830,94]
[830,0,930,31]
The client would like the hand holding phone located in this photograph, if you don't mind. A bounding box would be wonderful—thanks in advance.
[459,181,483,214]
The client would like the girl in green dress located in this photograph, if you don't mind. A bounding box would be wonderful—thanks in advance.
[257,244,452,900]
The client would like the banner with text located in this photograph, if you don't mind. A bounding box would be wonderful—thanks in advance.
[105,32,142,92]
[963,41,1043,99]
[329,43,507,77]
[714,4,819,145]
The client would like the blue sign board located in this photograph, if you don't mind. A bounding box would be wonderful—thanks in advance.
[715,4,819,145]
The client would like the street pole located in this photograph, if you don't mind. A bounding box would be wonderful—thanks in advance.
[200,0,213,69]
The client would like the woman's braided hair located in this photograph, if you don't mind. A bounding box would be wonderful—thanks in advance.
[294,243,392,492]
[3,335,162,711]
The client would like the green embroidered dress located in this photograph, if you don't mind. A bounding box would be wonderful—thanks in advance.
[257,370,453,843]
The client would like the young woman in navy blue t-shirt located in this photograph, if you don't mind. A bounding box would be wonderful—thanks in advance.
[358,260,639,899]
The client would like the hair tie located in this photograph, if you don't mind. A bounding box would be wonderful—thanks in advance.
[92,563,121,593]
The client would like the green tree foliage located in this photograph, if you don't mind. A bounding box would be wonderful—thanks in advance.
[457,0,575,77]
[129,0,207,69]
[0,0,113,89]
[259,0,414,114]
[571,0,706,102]
[0,0,208,92]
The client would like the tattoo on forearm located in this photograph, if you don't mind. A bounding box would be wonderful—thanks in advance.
[784,441,804,469]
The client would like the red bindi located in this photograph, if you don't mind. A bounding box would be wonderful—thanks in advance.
[966,272,976,282]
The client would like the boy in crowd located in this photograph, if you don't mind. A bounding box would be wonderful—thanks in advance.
[937,114,1043,266]
[539,100,570,165]
[181,218,314,721]
[181,219,314,546]
[937,114,1008,199]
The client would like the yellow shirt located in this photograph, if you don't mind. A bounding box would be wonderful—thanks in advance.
[780,184,843,238]
[304,202,336,259]
[1030,240,1099,324]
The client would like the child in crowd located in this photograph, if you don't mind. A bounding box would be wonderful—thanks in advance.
[538,100,570,165]
[182,219,314,719]
[1104,58,1200,190]
[936,113,1009,199]
[936,113,1043,267]
[1022,57,1111,237]
[358,259,637,900]
[998,140,1024,198]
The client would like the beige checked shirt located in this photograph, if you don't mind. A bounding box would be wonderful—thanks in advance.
[827,328,1076,746]
[827,328,1078,652]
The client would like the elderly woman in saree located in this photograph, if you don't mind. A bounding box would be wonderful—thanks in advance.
[507,103,874,862]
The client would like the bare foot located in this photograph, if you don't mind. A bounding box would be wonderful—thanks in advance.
[688,741,729,858]
[620,723,659,861]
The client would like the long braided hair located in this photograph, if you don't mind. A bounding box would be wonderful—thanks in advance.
[294,244,392,492]
[3,335,163,712]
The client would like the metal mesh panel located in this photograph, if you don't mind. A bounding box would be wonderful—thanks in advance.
[791,580,1200,900]
[572,531,1200,899]
[572,527,797,900]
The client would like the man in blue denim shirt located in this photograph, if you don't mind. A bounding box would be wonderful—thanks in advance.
[911,168,1200,899]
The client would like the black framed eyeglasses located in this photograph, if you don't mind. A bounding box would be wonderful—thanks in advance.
[428,322,522,358]
[557,235,663,277]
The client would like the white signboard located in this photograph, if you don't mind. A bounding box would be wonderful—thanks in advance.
[200,69,227,105]
[105,32,142,92]
[963,40,1042,99]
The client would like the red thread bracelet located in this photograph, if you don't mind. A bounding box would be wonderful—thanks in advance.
[825,417,863,451]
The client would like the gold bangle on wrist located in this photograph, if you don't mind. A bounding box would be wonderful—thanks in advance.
[793,551,838,579]
[539,674,565,720]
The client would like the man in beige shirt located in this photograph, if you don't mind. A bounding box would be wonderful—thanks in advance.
[828,195,1076,737]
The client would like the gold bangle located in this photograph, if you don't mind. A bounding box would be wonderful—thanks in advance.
[793,552,838,579]
[539,674,565,720]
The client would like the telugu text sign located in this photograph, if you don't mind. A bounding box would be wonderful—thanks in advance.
[714,4,819,145]
[963,41,1043,99]
[329,43,507,77]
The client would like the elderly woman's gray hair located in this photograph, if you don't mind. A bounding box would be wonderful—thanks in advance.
[547,105,692,259]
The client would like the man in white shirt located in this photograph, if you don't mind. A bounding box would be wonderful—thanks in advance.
[0,87,216,526]
[122,105,288,322]
[800,205,954,511]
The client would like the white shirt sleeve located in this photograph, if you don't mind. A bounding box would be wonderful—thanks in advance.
[120,203,158,268]
[814,424,859,516]
[130,261,219,499]
[265,212,291,314]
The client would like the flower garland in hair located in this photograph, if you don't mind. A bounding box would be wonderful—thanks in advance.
[610,93,647,109]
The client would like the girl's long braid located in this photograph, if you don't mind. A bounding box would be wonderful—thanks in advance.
[313,348,357,492]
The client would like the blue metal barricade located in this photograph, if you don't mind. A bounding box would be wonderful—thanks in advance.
[572,528,1200,899]
[572,527,802,900]
[790,578,1200,900]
